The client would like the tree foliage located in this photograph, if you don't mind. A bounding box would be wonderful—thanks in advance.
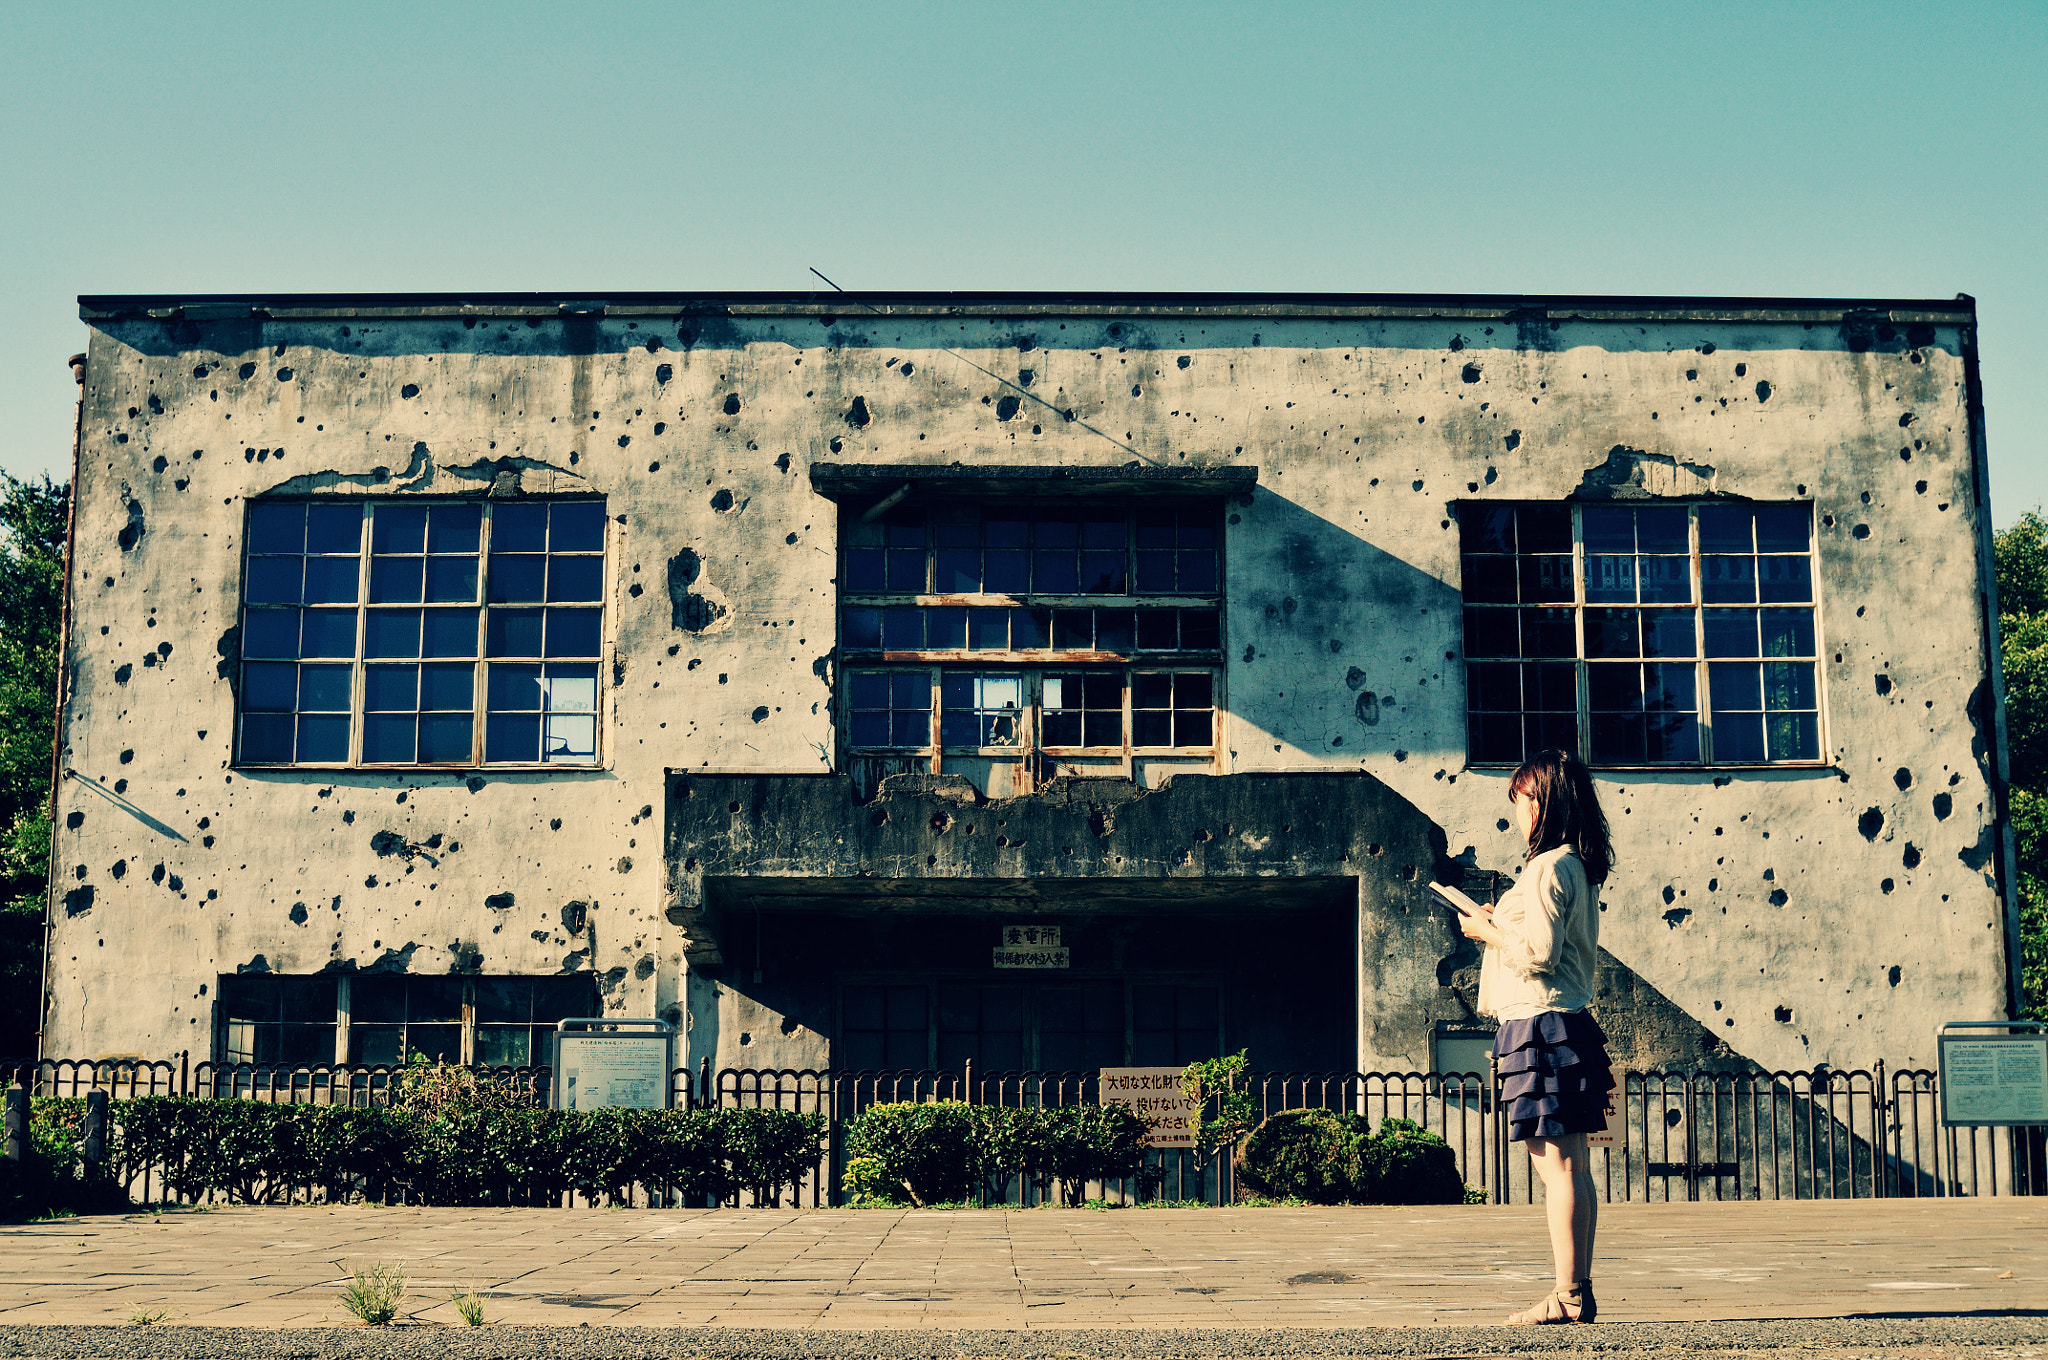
[0,473,66,1056]
[1996,511,2048,1020]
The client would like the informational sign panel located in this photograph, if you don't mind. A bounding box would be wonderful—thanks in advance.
[1939,1030,2048,1126]
[1100,1067,1197,1148]
[554,1028,671,1111]
[994,924,1067,969]
[1585,1067,1626,1148]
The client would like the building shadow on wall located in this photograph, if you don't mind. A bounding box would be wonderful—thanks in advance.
[1225,484,1464,765]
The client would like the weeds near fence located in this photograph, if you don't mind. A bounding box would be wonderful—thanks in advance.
[450,1282,486,1327]
[336,1259,407,1326]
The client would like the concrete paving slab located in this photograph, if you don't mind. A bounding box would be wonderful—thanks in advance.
[0,1198,2040,1341]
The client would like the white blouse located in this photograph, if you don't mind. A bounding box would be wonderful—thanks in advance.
[1476,844,1600,1022]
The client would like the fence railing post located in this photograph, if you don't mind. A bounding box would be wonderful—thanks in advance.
[3,1083,25,1163]
[1489,1051,1502,1205]
[699,1054,712,1109]
[82,1088,108,1179]
[179,1049,189,1099]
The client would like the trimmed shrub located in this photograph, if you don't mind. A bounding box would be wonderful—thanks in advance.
[1236,1108,1371,1205]
[842,1100,985,1205]
[841,1101,1148,1207]
[1023,1103,1148,1207]
[1237,1110,1465,1205]
[1364,1116,1467,1205]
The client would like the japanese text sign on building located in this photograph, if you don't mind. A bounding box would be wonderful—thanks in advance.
[1100,1067,1197,1148]
[994,924,1067,969]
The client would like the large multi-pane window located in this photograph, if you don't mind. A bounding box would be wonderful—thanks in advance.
[839,501,1224,774]
[217,974,597,1067]
[236,499,605,767]
[1460,501,1822,767]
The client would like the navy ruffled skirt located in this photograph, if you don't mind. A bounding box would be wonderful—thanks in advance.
[1496,1010,1615,1143]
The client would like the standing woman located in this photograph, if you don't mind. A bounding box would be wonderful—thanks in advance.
[1445,748,1616,1324]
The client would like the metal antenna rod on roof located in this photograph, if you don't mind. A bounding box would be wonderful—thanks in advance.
[800,267,1162,467]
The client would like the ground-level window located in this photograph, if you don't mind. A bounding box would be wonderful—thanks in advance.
[216,974,598,1067]
[1459,501,1822,767]
[235,498,606,769]
[838,980,1221,1072]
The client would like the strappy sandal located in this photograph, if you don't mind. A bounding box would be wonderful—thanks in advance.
[1505,1280,1594,1325]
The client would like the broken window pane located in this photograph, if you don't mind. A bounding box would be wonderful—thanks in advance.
[941,671,1022,747]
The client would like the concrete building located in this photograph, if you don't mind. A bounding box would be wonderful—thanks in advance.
[38,291,2021,1080]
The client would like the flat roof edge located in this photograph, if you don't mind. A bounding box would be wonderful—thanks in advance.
[76,290,1980,327]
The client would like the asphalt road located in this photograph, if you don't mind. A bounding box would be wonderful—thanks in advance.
[2,1317,2046,1360]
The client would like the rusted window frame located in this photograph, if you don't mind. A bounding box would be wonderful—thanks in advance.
[838,498,1226,784]
[216,972,599,1067]
[230,497,609,771]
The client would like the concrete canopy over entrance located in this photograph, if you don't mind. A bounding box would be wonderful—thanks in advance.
[663,770,1461,1072]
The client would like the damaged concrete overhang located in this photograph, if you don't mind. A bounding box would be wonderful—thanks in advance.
[77,291,1980,327]
[809,462,1258,505]
[663,770,1457,969]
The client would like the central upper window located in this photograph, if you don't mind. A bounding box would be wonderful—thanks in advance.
[838,500,1224,780]
[235,498,606,768]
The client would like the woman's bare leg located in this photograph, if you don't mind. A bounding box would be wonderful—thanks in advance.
[1525,1133,1593,1288]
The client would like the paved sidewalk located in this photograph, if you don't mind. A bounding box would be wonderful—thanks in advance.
[0,1199,2041,1331]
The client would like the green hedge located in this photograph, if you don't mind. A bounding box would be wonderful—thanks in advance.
[0,1098,129,1220]
[842,1100,1148,1206]
[1236,1111,1467,1205]
[5,1096,824,1215]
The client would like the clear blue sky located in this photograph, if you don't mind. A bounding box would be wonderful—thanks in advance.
[3,1,2042,523]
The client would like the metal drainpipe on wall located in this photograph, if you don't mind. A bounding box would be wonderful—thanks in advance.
[36,354,86,1063]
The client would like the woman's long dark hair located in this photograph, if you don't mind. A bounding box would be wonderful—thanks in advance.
[1509,749,1615,886]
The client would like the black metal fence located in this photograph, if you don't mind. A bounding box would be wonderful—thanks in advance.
[7,1054,2043,1206]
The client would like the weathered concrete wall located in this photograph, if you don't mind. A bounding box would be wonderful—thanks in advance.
[44,295,2008,1075]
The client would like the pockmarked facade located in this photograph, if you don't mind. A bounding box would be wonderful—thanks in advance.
[38,291,2021,1078]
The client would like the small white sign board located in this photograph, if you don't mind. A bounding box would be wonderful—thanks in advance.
[1939,1028,2048,1127]
[1585,1066,1626,1148]
[554,1026,671,1111]
[1100,1067,1197,1148]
